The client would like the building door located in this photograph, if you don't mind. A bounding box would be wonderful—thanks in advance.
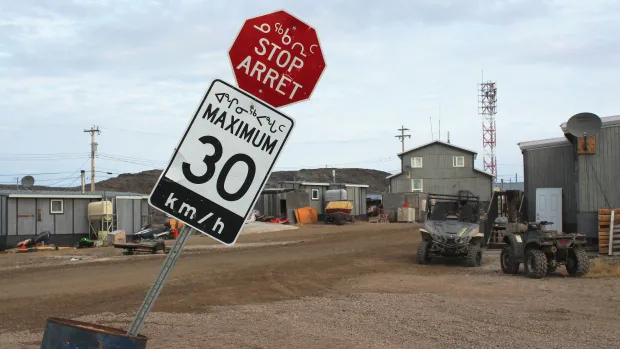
[536,188,562,232]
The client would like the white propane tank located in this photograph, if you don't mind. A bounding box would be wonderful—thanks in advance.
[325,189,347,202]
[88,201,113,221]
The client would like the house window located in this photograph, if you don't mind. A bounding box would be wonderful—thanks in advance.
[453,156,465,167]
[411,157,423,168]
[411,179,423,192]
[50,199,64,214]
[311,188,319,200]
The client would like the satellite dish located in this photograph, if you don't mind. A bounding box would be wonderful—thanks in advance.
[21,175,35,189]
[567,112,602,153]
[567,112,602,137]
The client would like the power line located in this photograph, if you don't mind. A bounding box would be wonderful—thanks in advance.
[0,171,81,177]
[45,158,91,187]
[0,155,89,161]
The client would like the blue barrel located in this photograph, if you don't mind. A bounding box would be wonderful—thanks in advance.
[40,317,148,349]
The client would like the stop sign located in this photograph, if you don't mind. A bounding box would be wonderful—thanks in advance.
[229,10,326,108]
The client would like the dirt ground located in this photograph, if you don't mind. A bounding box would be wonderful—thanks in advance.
[1,222,619,349]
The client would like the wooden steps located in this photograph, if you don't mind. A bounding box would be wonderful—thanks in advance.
[599,208,620,255]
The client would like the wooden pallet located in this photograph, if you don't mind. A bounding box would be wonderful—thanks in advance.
[598,208,620,255]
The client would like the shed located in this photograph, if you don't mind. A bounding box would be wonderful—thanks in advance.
[518,114,620,238]
[276,181,369,218]
[252,188,310,222]
[0,190,151,250]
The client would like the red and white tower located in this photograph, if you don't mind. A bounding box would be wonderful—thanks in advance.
[479,79,497,179]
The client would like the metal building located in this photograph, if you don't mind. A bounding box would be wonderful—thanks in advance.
[0,190,151,250]
[518,114,620,238]
[252,188,310,221]
[275,181,369,218]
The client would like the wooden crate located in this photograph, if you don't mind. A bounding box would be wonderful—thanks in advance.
[599,208,620,255]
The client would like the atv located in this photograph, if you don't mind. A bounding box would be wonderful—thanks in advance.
[416,193,485,267]
[500,221,590,279]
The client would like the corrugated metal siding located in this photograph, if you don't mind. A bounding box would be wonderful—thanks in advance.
[360,187,368,215]
[73,200,90,235]
[389,171,491,201]
[7,198,16,235]
[577,125,620,211]
[133,200,142,233]
[389,175,410,193]
[522,144,577,232]
[36,199,54,234]
[53,199,74,234]
[116,198,135,234]
[307,186,325,213]
[0,196,5,236]
[17,198,36,236]
[345,187,355,215]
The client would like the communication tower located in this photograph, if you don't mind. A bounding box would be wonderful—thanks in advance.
[479,78,497,179]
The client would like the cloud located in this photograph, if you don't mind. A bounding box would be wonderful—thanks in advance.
[0,0,618,186]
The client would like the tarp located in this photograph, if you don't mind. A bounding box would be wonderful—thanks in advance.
[295,207,318,224]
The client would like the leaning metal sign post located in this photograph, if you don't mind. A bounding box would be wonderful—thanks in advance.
[127,9,325,337]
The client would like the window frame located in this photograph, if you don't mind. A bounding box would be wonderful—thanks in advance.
[453,156,465,167]
[411,156,423,168]
[411,179,423,192]
[50,199,64,214]
[311,188,319,201]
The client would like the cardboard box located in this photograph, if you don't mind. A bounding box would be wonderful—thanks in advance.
[108,230,126,245]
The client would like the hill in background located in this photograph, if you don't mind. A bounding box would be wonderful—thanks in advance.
[1,168,391,194]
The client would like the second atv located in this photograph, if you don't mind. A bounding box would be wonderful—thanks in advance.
[500,221,590,279]
[416,193,486,267]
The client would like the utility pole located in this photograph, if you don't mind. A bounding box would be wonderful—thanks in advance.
[395,125,411,152]
[84,126,100,192]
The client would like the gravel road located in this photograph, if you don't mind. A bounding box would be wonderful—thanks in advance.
[1,222,618,348]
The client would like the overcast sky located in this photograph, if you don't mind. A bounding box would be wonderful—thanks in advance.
[0,0,618,187]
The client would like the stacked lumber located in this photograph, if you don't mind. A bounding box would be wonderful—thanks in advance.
[598,208,620,255]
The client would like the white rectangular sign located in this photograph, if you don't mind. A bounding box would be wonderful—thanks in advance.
[148,79,295,245]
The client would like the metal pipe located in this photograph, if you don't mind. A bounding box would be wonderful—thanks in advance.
[81,170,86,194]
[127,225,193,336]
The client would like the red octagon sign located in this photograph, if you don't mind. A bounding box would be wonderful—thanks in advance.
[229,10,326,108]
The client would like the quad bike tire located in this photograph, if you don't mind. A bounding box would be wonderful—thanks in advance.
[416,240,432,265]
[500,244,519,274]
[524,248,548,279]
[465,243,483,267]
[566,246,589,277]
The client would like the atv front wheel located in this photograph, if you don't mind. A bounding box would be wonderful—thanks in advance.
[525,249,548,279]
[416,240,432,265]
[500,245,519,274]
[566,247,589,277]
[465,243,483,267]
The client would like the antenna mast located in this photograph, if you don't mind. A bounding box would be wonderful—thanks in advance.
[479,73,498,179]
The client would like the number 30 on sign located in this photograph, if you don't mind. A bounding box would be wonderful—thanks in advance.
[148,79,295,245]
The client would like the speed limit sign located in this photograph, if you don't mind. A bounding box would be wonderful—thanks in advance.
[148,79,295,245]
